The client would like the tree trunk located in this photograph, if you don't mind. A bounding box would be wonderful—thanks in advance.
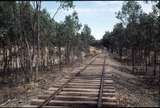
[35,1,41,82]
[132,47,135,73]
[119,47,122,61]
[24,38,32,83]
[145,48,148,75]
[65,42,70,64]
[58,46,62,73]
[153,49,157,79]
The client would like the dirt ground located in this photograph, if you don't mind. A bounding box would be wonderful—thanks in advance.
[0,51,159,107]
[0,55,93,107]
[106,51,160,107]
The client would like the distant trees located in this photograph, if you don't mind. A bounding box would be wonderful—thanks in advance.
[0,1,94,85]
[81,25,95,53]
[102,1,160,82]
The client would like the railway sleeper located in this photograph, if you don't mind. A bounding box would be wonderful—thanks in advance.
[60,85,114,89]
[23,105,68,108]
[31,99,97,106]
[31,99,116,107]
[37,95,116,102]
[44,91,115,97]
[51,82,114,88]
[48,87,115,93]
[38,95,98,101]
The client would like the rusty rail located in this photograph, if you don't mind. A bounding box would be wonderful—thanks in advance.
[97,53,106,108]
[27,52,117,108]
[38,54,98,108]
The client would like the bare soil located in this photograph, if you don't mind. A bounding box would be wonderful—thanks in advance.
[0,51,159,107]
[0,55,93,107]
[106,51,160,107]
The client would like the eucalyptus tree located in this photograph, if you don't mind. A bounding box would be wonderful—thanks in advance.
[18,1,35,82]
[116,1,143,73]
[53,22,66,71]
[30,1,74,78]
[47,1,75,73]
[0,1,75,84]
[74,33,84,62]
[116,1,143,47]
[38,9,55,71]
[112,23,125,60]
[0,1,35,83]
[0,1,97,86]
[63,11,82,64]
[70,12,82,64]
[0,1,19,84]
[103,1,159,79]
[102,32,110,50]
[80,24,92,53]
[102,23,126,59]
[53,1,74,19]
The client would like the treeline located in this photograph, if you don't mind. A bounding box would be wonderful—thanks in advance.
[102,1,160,82]
[0,1,95,85]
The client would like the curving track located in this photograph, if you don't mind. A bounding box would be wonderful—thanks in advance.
[24,52,117,108]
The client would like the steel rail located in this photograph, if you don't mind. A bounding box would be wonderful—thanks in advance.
[38,54,99,108]
[97,52,106,108]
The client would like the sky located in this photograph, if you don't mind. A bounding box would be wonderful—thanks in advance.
[41,1,156,40]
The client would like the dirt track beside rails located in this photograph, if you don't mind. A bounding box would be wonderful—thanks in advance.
[1,51,159,107]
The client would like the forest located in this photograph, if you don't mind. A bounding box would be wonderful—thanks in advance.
[0,1,96,85]
[102,1,160,83]
[0,1,159,107]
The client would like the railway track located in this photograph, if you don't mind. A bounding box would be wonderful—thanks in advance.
[24,53,117,108]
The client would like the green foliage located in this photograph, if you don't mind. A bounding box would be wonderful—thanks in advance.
[59,1,75,10]
[0,1,94,51]
[0,1,96,85]
[81,24,95,51]
[116,1,143,25]
[53,1,74,18]
[103,1,160,50]
[0,2,18,43]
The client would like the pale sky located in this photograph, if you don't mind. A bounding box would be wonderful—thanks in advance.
[41,1,156,40]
